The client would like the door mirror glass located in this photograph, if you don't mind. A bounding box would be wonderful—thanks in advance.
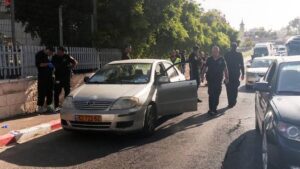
[157,76,169,84]
[253,81,271,92]
[84,76,90,83]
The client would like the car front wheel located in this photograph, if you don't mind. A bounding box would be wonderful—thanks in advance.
[142,104,157,137]
[262,129,273,169]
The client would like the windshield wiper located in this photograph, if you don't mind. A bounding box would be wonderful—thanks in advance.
[87,81,107,84]
[277,91,300,95]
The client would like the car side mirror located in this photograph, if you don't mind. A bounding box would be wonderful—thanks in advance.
[246,64,251,68]
[84,76,90,83]
[157,76,169,84]
[253,81,271,92]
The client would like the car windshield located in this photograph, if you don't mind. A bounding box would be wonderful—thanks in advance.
[287,43,300,56]
[277,62,300,94]
[254,47,269,56]
[87,63,152,84]
[251,59,274,68]
[278,47,286,51]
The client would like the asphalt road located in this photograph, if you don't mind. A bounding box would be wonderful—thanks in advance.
[0,84,263,169]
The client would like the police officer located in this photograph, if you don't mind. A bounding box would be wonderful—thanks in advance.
[52,47,78,111]
[35,47,55,113]
[121,44,132,60]
[202,46,229,115]
[224,42,245,108]
[189,46,202,102]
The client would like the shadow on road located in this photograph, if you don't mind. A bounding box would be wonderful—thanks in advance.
[222,130,263,169]
[0,111,221,168]
[239,85,255,94]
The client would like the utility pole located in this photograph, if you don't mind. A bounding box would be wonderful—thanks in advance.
[92,0,97,32]
[10,0,16,47]
[59,5,63,46]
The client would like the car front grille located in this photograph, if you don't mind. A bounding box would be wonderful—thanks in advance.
[70,121,111,129]
[73,100,112,110]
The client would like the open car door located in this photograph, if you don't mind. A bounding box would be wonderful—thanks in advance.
[156,77,198,116]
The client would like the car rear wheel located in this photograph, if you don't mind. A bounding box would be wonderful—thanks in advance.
[142,104,157,137]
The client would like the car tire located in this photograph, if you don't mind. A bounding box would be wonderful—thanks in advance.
[255,117,260,133]
[141,104,157,137]
[246,85,251,90]
[262,129,274,169]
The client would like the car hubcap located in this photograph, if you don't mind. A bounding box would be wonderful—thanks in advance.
[262,132,268,169]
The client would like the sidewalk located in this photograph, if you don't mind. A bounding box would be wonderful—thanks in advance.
[0,112,59,136]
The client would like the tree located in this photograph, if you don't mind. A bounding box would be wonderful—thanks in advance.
[15,0,93,46]
[287,17,300,35]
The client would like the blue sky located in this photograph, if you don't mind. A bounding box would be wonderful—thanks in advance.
[197,0,300,30]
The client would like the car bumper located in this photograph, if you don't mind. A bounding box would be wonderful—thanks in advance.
[60,106,147,132]
[268,134,300,169]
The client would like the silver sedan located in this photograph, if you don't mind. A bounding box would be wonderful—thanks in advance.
[60,59,198,135]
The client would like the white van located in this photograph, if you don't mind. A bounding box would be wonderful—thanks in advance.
[252,43,275,59]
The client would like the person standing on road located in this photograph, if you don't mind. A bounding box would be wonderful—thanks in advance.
[170,50,181,71]
[189,46,202,102]
[224,42,245,108]
[121,44,132,60]
[52,47,78,112]
[202,46,229,115]
[35,47,55,113]
[179,50,186,74]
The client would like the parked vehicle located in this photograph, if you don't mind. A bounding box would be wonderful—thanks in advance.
[254,56,300,169]
[245,56,277,89]
[60,59,198,135]
[252,43,275,59]
[275,45,287,56]
[286,35,300,56]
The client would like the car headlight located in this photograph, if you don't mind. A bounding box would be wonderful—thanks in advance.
[62,96,73,108]
[276,121,300,142]
[110,97,139,110]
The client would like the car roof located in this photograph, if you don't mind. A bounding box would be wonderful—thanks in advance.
[254,43,272,47]
[277,56,300,63]
[253,56,278,60]
[109,59,169,64]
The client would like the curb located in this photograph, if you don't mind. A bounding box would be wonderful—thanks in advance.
[0,119,61,147]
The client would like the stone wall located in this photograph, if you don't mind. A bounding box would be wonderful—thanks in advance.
[0,73,93,120]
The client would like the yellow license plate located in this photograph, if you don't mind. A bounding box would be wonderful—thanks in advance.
[75,115,102,122]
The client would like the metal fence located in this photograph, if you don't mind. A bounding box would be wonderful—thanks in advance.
[0,45,121,79]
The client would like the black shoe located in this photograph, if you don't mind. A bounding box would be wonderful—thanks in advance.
[197,99,202,103]
[227,104,234,109]
[207,110,213,116]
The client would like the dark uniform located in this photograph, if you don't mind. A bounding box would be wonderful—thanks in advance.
[121,51,130,60]
[224,51,244,107]
[52,54,76,108]
[35,50,54,107]
[189,53,202,88]
[205,56,227,112]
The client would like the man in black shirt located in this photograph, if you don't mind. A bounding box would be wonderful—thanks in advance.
[121,44,132,60]
[202,46,229,115]
[35,47,55,113]
[52,47,78,111]
[189,46,203,102]
[224,42,245,108]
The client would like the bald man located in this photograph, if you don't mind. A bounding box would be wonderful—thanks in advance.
[202,46,229,115]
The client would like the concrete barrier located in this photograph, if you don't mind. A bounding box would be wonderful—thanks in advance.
[0,73,93,120]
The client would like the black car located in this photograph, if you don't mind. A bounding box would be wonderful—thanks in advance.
[254,56,300,169]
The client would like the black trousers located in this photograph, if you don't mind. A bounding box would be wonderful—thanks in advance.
[37,77,53,107]
[208,81,222,112]
[54,80,71,108]
[226,78,240,106]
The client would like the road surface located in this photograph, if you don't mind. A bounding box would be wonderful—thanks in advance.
[0,84,263,169]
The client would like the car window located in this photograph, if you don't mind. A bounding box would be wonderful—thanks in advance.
[264,62,276,84]
[277,62,300,93]
[162,62,179,79]
[251,59,274,68]
[155,63,166,77]
[88,63,152,84]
